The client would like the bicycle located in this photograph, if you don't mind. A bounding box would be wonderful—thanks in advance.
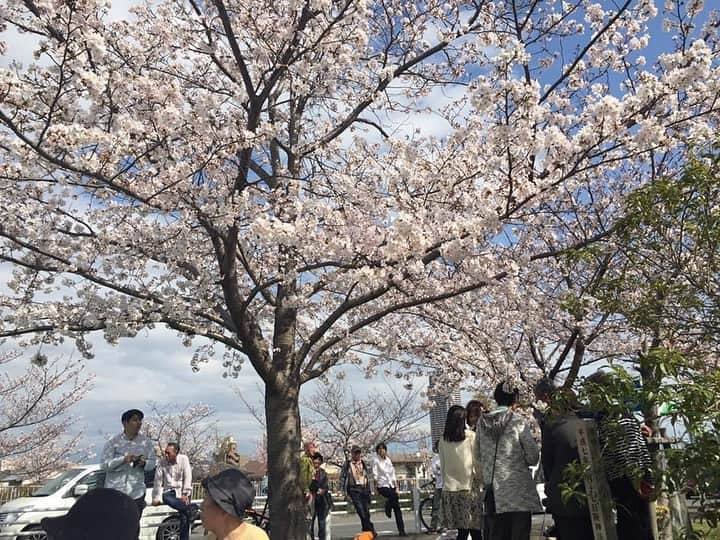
[246,497,270,532]
[418,479,436,532]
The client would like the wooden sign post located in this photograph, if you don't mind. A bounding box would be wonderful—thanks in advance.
[576,419,617,540]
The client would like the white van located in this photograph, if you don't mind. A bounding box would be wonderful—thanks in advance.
[0,464,200,540]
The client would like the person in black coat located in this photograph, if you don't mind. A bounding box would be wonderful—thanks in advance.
[340,446,375,534]
[541,391,594,540]
[310,452,331,540]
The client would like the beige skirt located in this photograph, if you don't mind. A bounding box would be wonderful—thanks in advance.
[440,489,483,530]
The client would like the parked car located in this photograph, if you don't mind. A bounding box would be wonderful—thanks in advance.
[0,464,200,540]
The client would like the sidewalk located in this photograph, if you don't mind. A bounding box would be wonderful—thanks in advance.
[335,535,437,540]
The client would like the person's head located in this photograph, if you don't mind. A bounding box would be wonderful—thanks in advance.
[533,377,556,404]
[121,409,143,437]
[165,442,180,463]
[312,452,324,470]
[465,399,486,429]
[443,405,466,442]
[41,488,140,540]
[200,469,255,534]
[494,381,520,407]
[304,440,317,457]
[351,445,362,462]
[375,442,388,459]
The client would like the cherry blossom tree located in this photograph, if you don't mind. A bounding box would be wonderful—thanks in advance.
[142,401,218,477]
[239,379,427,465]
[301,380,428,465]
[2,0,720,536]
[0,350,92,479]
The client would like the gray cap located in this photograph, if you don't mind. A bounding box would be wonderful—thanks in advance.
[202,469,255,518]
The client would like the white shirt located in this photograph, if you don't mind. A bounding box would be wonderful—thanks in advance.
[152,454,192,500]
[431,454,443,489]
[371,455,397,489]
[102,432,157,500]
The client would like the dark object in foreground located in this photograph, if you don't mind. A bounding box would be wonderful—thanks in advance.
[41,488,140,540]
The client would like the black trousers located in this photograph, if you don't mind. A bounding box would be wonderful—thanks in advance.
[378,486,405,533]
[134,496,146,519]
[348,487,374,532]
[555,515,594,540]
[609,476,653,540]
[484,511,531,540]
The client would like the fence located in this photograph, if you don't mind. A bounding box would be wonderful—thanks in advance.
[0,485,39,505]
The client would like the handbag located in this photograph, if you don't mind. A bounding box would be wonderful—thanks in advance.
[483,421,506,516]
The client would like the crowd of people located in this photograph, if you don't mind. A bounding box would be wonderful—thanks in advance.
[432,376,655,540]
[35,371,657,540]
[299,440,409,539]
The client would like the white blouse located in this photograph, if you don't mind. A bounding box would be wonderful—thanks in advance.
[371,455,397,488]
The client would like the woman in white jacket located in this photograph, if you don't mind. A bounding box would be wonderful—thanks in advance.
[439,405,482,540]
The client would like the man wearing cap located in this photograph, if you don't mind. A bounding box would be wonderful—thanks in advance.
[102,408,157,519]
[201,468,269,539]
[41,488,140,540]
[339,445,375,535]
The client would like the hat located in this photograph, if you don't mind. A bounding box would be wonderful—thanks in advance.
[41,488,140,540]
[121,409,144,423]
[351,445,362,454]
[202,469,255,519]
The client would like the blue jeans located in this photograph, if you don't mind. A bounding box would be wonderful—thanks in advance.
[162,490,198,540]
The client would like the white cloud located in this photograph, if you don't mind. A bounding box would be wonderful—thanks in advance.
[1,0,138,68]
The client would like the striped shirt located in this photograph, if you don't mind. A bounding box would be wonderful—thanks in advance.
[598,416,651,481]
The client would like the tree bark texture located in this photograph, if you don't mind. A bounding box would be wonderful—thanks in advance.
[265,379,306,540]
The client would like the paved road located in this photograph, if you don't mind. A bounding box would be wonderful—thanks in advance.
[190,512,555,539]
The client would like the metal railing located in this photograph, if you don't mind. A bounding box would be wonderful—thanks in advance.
[0,486,40,505]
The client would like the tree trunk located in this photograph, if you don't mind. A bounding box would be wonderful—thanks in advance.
[265,379,306,540]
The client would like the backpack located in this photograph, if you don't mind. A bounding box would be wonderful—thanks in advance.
[354,532,374,540]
